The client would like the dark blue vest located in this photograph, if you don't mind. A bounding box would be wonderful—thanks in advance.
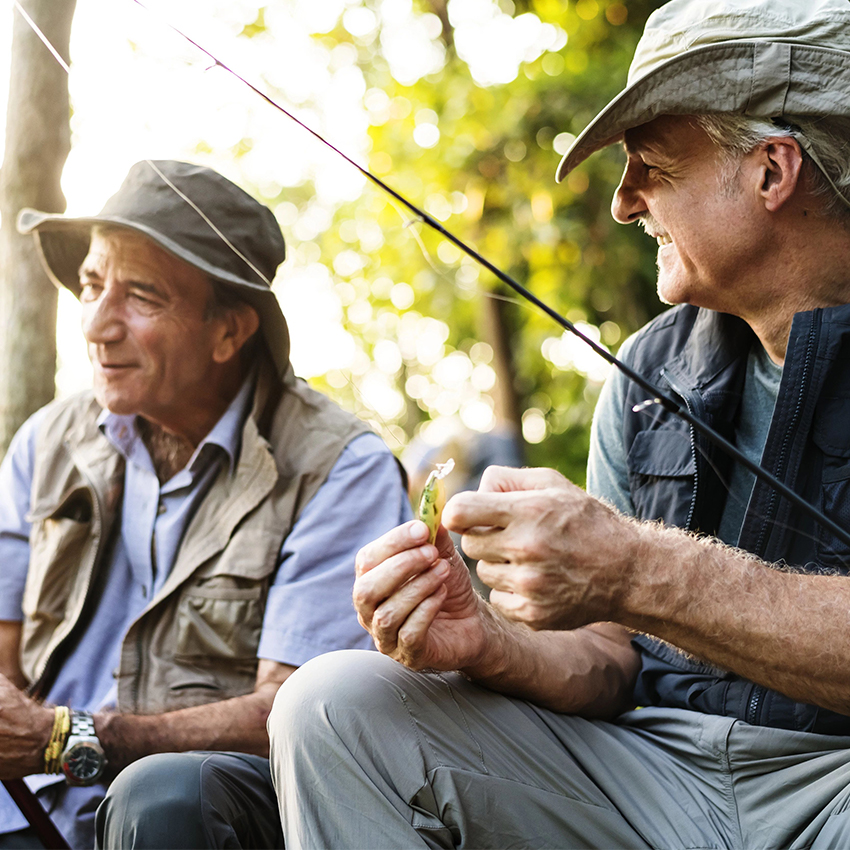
[622,304,850,734]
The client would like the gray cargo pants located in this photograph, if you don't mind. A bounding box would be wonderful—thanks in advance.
[269,650,850,849]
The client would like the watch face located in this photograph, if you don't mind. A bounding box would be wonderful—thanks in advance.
[64,742,105,784]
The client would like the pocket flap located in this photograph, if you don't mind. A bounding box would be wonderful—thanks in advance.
[628,428,695,478]
[812,396,850,458]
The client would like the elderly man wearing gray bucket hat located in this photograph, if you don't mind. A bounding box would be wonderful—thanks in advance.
[267,1,850,848]
[0,159,410,849]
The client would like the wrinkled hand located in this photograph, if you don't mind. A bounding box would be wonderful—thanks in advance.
[0,673,53,779]
[442,466,640,631]
[354,520,488,671]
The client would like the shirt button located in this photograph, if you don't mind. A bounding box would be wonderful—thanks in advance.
[157,501,167,515]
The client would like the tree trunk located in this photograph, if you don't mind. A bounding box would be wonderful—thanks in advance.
[479,288,525,458]
[0,0,75,460]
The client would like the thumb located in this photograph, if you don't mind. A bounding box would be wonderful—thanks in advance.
[477,465,569,494]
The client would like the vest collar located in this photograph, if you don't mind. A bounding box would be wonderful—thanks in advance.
[664,308,755,393]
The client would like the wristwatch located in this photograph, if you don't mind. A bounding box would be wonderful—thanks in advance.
[61,710,107,786]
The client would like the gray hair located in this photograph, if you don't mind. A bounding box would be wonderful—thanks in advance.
[694,113,850,220]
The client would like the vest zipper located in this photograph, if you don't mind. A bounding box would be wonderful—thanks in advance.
[747,316,818,726]
[752,316,818,557]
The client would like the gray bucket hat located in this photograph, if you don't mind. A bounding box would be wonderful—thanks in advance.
[17,159,290,377]
[556,0,850,203]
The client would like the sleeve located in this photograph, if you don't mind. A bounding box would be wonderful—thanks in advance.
[586,333,637,517]
[257,432,413,666]
[0,407,50,620]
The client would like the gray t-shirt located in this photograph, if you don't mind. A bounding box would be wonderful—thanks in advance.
[587,335,782,546]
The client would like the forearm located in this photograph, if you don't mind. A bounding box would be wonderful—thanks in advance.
[622,524,850,714]
[463,611,639,718]
[95,679,280,773]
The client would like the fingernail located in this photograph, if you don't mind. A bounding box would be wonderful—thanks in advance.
[410,520,429,541]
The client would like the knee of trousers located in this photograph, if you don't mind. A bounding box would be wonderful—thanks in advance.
[96,752,208,847]
[268,650,418,764]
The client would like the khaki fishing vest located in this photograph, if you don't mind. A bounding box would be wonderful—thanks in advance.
[20,365,371,714]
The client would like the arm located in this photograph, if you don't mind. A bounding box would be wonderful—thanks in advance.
[353,520,639,718]
[0,621,25,688]
[451,465,850,718]
[94,660,295,773]
[0,659,294,779]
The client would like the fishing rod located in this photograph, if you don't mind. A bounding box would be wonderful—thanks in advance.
[125,0,850,552]
[13,1,850,552]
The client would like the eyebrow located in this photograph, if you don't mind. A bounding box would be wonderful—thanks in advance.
[623,134,657,156]
[128,281,165,297]
[76,267,165,297]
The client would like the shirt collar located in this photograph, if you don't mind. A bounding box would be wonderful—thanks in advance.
[98,367,257,477]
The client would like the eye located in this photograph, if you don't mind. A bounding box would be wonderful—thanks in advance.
[128,286,163,306]
[79,281,102,301]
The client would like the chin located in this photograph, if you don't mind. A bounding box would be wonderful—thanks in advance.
[656,267,708,308]
[93,388,137,417]
[656,282,689,308]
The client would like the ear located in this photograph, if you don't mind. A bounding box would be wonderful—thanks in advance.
[756,136,805,212]
[211,303,261,364]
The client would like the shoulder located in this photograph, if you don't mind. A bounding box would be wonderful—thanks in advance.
[618,304,700,369]
[32,391,102,442]
[272,378,369,441]
[326,432,403,483]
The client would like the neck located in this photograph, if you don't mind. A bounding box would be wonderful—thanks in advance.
[736,219,850,366]
[137,418,195,483]
[137,360,250,482]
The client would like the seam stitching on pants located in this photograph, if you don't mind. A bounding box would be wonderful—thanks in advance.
[398,690,440,767]
[432,673,489,775]
[722,721,745,850]
[427,765,615,811]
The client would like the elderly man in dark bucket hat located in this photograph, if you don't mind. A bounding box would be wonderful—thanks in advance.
[0,160,410,849]
[268,1,850,847]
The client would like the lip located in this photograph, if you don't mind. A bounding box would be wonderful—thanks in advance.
[641,224,673,247]
[95,362,138,373]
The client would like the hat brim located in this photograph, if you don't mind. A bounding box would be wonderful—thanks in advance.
[556,39,850,181]
[17,209,291,376]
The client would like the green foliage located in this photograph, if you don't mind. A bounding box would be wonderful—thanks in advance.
[238,0,666,485]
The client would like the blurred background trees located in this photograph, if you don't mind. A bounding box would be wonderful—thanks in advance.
[234,0,664,485]
[0,0,667,486]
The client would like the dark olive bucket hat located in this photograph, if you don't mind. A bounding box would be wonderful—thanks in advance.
[556,0,850,209]
[17,159,290,377]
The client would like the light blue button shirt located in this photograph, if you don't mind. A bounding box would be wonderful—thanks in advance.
[0,375,411,847]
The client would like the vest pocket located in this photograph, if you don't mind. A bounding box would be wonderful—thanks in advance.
[173,582,264,664]
[815,462,850,573]
[627,428,695,525]
[24,498,94,620]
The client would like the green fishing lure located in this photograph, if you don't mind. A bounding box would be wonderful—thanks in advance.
[417,459,455,544]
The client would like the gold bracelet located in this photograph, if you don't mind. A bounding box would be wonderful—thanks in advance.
[44,706,71,774]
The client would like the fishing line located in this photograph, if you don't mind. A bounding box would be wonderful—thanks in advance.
[383,192,536,311]
[11,0,71,73]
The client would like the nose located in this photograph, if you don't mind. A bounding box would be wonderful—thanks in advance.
[611,159,648,225]
[81,286,126,345]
